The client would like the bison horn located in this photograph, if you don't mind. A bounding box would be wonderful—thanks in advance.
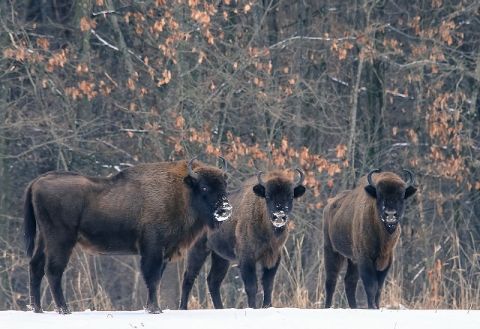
[367,168,381,187]
[294,168,305,187]
[188,157,199,180]
[403,169,415,186]
[257,171,266,187]
[218,156,227,172]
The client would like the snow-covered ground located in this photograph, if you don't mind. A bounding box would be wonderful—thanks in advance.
[1,308,479,329]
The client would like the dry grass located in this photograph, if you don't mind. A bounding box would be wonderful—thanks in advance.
[0,217,478,311]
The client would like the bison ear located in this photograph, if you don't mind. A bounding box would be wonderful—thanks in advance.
[253,184,266,198]
[293,185,306,198]
[364,185,377,198]
[184,175,197,188]
[405,186,417,199]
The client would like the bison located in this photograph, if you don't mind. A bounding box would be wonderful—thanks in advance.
[179,169,306,309]
[23,157,232,314]
[323,169,417,309]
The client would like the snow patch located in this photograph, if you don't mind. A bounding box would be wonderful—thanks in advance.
[214,201,232,222]
[1,308,479,329]
[272,211,287,227]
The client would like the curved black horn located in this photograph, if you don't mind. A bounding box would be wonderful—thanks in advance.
[188,157,199,180]
[257,171,266,187]
[403,169,415,186]
[294,168,305,187]
[218,156,227,172]
[367,168,381,186]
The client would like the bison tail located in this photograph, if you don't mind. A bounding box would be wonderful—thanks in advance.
[23,182,36,257]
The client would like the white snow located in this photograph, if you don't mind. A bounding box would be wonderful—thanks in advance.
[1,308,479,329]
[214,200,232,222]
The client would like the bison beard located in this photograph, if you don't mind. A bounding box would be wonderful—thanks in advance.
[23,158,231,314]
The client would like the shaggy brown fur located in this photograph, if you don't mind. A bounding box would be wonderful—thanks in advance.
[23,159,231,314]
[323,170,416,309]
[180,170,306,309]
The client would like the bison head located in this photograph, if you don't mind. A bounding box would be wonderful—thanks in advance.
[253,169,306,229]
[184,157,232,228]
[364,169,417,234]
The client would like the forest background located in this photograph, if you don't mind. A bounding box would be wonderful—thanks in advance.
[0,0,479,311]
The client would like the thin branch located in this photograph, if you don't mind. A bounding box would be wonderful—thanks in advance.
[120,128,149,134]
[91,5,132,18]
[91,10,119,17]
[0,135,76,159]
[95,138,137,161]
[90,29,119,51]
[90,28,159,77]
[0,214,22,222]
[387,58,442,69]
[269,35,357,49]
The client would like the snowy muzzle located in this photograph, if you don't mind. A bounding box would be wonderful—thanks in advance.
[214,199,232,222]
[381,212,398,234]
[271,211,288,228]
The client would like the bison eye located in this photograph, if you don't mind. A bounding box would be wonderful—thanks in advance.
[201,186,208,192]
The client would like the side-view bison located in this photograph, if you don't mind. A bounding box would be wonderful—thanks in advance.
[23,157,232,314]
[179,169,306,309]
[323,169,417,309]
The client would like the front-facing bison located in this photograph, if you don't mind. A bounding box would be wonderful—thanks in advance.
[323,169,417,309]
[180,169,306,309]
[23,158,232,314]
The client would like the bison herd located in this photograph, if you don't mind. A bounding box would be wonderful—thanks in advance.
[23,157,416,314]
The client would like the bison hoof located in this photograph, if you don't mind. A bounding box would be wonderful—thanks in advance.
[56,306,71,315]
[146,306,163,314]
[29,304,43,313]
[55,306,72,315]
[58,308,71,315]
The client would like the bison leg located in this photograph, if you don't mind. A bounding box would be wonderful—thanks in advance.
[261,256,281,308]
[29,236,45,313]
[375,261,392,308]
[324,244,345,308]
[359,259,379,309]
[344,259,359,308]
[207,252,230,309]
[239,259,258,308]
[140,250,166,314]
[180,235,210,310]
[45,237,75,314]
